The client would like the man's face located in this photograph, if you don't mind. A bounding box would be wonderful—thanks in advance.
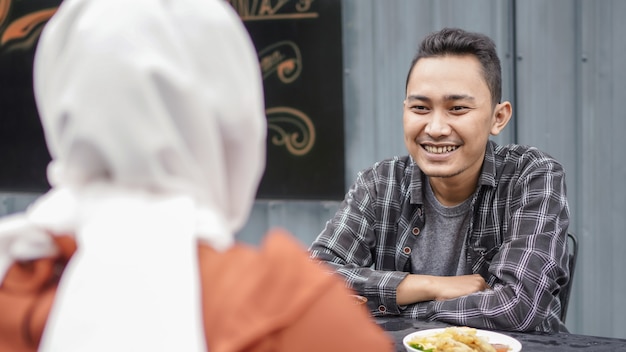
[403,55,507,183]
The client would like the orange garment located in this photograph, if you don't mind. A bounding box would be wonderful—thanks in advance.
[0,230,393,352]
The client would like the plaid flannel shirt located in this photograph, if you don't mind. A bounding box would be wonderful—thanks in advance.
[310,140,570,333]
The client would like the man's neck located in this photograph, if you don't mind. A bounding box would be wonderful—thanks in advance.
[428,173,479,207]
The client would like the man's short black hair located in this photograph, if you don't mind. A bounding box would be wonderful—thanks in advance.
[406,27,502,106]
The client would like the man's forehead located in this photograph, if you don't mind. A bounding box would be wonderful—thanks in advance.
[406,56,489,100]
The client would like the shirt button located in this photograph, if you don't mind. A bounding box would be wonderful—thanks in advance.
[412,227,420,236]
[403,246,411,254]
[378,305,387,313]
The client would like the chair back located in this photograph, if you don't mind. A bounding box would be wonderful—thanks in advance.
[559,232,578,322]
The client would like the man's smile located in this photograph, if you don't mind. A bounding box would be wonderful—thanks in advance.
[422,145,459,154]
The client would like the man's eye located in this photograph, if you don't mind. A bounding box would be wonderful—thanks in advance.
[449,106,470,114]
[410,105,429,112]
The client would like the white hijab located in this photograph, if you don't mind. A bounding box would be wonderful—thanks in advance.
[0,0,266,350]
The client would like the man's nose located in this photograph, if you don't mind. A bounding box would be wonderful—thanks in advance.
[424,110,451,138]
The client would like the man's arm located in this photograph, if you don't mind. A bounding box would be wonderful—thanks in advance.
[396,274,490,305]
[311,159,494,315]
[309,165,411,315]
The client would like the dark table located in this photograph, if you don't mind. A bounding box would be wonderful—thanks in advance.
[375,316,626,351]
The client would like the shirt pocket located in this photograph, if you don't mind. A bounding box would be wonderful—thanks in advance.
[468,231,502,277]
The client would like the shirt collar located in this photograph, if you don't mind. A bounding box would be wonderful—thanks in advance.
[479,140,498,188]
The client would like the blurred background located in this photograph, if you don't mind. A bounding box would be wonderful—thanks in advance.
[1,0,624,340]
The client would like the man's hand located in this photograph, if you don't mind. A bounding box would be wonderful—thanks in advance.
[396,274,489,305]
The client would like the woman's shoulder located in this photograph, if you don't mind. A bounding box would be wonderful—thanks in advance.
[198,229,393,352]
[198,229,338,316]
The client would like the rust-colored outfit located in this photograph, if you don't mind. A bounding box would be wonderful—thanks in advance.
[0,230,393,352]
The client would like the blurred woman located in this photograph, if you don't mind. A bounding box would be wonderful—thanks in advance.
[0,0,393,351]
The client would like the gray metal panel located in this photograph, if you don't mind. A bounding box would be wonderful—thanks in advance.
[237,200,340,247]
[513,0,583,333]
[515,0,626,339]
[576,0,626,339]
[0,193,40,215]
[514,0,580,190]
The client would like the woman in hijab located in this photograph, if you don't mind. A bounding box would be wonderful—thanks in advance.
[0,0,393,351]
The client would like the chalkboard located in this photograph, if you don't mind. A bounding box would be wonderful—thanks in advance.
[0,0,58,192]
[0,0,345,200]
[230,0,345,200]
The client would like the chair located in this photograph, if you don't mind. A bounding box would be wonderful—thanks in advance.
[558,232,578,322]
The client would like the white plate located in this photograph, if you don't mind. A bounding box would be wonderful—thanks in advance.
[403,327,522,352]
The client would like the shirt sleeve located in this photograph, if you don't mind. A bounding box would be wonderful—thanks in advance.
[309,168,409,315]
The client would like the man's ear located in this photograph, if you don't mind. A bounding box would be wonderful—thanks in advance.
[490,101,512,136]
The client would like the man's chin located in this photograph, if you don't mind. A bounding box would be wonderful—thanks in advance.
[418,166,463,179]
[424,172,460,179]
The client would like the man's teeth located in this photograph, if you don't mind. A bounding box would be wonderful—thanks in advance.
[424,145,458,154]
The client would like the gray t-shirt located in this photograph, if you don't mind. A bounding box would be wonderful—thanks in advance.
[410,180,472,276]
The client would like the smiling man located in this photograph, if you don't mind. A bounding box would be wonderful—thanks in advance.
[309,28,570,333]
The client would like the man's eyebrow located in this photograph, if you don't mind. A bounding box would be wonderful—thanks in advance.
[405,94,476,102]
[443,94,475,101]
[406,95,430,103]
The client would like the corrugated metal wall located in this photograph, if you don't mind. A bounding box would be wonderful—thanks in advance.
[575,0,626,339]
[1,0,625,340]
[513,0,626,339]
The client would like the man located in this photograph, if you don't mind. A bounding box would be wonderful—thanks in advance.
[310,27,570,333]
